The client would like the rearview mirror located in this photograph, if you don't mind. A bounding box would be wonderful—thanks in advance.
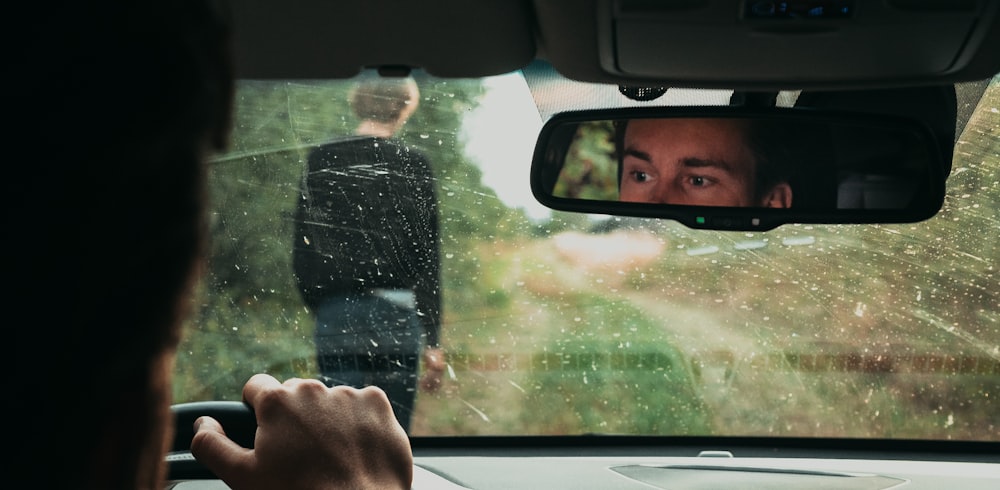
[530,107,947,231]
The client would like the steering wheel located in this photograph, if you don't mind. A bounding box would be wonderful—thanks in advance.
[168,401,258,480]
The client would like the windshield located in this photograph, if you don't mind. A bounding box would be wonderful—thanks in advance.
[175,68,999,441]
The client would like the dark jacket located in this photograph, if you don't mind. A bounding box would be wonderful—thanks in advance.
[293,136,441,346]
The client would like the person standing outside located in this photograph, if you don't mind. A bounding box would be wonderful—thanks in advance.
[293,76,445,433]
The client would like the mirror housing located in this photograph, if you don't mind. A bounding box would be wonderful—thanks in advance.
[530,107,948,231]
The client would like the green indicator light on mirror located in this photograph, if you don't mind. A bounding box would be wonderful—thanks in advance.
[696,217,706,224]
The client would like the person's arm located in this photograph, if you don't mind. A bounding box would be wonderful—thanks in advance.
[416,177,442,349]
[190,374,413,489]
[412,152,446,392]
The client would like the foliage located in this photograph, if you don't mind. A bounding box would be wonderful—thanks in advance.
[553,121,618,200]
[520,294,710,435]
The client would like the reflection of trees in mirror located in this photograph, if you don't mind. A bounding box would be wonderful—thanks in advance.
[553,120,617,200]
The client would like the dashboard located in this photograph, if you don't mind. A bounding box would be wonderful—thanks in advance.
[167,434,1000,489]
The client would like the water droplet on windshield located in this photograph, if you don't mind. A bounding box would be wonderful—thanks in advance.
[686,246,719,256]
[854,302,867,317]
[782,236,816,246]
[735,240,767,250]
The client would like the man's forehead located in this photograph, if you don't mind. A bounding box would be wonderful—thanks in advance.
[625,119,755,170]
[626,117,747,138]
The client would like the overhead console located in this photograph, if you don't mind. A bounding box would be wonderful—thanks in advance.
[536,0,1000,89]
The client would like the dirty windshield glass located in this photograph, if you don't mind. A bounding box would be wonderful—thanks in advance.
[175,71,1000,441]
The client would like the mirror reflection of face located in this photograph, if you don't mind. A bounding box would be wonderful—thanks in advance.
[620,118,779,207]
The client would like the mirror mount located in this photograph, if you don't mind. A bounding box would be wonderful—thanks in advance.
[729,91,779,108]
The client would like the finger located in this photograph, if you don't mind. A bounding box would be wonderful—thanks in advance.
[241,373,282,408]
[356,384,390,399]
[421,375,442,392]
[281,377,328,389]
[356,385,401,416]
[189,416,254,488]
[424,348,446,370]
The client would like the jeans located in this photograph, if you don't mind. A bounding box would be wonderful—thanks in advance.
[314,294,423,433]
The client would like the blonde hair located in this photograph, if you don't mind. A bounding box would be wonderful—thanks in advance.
[349,77,419,124]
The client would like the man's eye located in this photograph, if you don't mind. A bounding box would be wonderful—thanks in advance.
[631,171,649,183]
[689,176,709,187]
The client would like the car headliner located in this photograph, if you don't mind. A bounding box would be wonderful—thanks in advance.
[226,0,1000,89]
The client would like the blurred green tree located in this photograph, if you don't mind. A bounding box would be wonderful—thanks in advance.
[553,120,618,200]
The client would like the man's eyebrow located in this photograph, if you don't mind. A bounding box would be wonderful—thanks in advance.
[681,157,735,173]
[623,147,651,162]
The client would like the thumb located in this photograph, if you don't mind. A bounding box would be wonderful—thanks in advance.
[190,416,254,487]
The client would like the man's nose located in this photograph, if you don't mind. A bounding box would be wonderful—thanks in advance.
[653,180,685,205]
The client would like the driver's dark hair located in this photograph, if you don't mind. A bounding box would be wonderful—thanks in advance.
[742,119,797,203]
[614,118,796,204]
[11,1,234,487]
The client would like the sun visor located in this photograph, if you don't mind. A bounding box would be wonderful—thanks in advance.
[228,0,536,79]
